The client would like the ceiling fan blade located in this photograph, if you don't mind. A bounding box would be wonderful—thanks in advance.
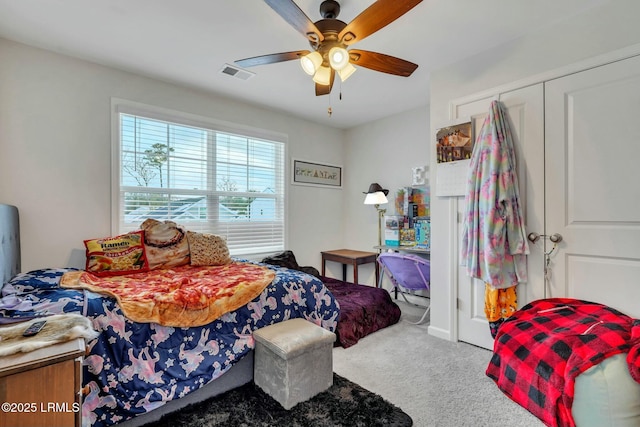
[315,69,335,96]
[264,0,324,43]
[235,50,310,68]
[349,49,418,77]
[339,0,422,45]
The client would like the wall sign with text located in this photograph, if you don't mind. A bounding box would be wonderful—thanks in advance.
[292,159,343,189]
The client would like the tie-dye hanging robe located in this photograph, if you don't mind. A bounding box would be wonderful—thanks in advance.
[460,100,529,289]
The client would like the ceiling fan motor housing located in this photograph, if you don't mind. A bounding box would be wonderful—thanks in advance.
[311,19,347,65]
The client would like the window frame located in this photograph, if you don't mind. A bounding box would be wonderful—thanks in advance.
[111,98,288,257]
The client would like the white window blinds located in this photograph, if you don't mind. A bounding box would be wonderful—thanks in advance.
[117,112,285,256]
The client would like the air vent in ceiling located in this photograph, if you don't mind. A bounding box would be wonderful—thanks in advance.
[220,64,255,81]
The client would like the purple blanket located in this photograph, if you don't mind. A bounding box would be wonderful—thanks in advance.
[322,276,401,348]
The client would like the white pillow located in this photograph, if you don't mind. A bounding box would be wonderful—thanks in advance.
[573,353,640,427]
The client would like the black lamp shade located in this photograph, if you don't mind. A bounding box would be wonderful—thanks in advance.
[364,183,389,195]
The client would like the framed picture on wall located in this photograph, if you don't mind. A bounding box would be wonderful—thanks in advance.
[436,120,474,163]
[435,118,475,196]
[291,159,343,189]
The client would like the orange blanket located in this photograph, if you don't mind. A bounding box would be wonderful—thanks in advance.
[60,262,275,327]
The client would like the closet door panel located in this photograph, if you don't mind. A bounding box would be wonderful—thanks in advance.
[544,54,640,318]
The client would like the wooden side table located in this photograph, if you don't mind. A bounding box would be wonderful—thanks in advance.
[321,249,379,285]
[0,337,85,427]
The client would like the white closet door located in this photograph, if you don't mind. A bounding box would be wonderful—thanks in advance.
[544,55,640,318]
[455,84,544,350]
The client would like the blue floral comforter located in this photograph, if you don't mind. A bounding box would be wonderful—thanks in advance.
[0,263,340,427]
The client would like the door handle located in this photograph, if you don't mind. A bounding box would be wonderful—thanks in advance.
[527,232,563,244]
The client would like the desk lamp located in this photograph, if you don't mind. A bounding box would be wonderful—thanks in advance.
[363,183,389,247]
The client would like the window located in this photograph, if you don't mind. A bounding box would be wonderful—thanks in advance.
[114,106,286,256]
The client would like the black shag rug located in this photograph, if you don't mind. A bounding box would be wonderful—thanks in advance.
[143,373,412,427]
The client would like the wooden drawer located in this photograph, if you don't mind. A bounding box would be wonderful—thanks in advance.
[0,338,84,427]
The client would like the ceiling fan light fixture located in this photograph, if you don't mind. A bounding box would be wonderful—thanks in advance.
[329,47,349,70]
[300,51,323,75]
[312,66,332,86]
[337,63,356,82]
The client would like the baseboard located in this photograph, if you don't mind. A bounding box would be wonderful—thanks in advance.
[427,325,452,341]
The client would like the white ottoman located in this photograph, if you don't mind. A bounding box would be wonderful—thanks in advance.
[253,318,336,410]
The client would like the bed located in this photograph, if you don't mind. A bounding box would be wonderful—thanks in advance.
[258,250,402,348]
[320,276,401,348]
[486,297,640,427]
[0,205,340,427]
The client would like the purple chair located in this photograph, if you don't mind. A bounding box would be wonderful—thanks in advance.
[377,252,431,324]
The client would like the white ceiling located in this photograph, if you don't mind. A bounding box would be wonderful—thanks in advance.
[0,0,605,129]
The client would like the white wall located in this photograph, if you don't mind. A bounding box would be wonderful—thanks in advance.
[428,0,640,340]
[0,38,346,271]
[339,106,430,285]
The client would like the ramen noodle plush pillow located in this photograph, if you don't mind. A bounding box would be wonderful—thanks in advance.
[84,230,149,276]
[187,231,231,266]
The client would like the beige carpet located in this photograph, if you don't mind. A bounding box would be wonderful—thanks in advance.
[332,297,542,427]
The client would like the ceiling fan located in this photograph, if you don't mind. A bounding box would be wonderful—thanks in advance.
[235,0,422,96]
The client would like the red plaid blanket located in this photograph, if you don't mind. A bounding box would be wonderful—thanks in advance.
[486,298,640,427]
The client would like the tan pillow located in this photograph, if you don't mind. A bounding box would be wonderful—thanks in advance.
[140,219,190,270]
[187,231,231,266]
[84,231,149,276]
